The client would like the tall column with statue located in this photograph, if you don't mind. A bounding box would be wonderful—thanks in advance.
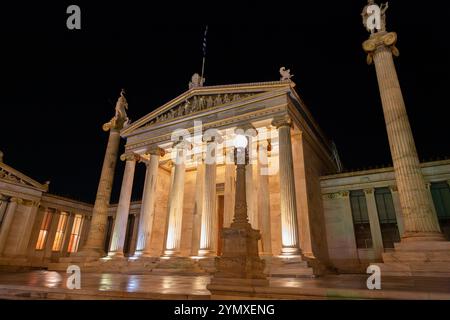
[73,90,130,260]
[362,1,450,275]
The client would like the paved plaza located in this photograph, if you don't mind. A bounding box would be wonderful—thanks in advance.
[0,271,449,300]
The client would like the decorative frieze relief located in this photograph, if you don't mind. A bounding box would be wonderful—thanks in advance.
[145,93,257,127]
[324,191,349,200]
[0,167,34,187]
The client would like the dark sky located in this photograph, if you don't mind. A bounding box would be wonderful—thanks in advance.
[1,1,449,203]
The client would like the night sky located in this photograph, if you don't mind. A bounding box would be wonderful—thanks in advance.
[1,1,449,204]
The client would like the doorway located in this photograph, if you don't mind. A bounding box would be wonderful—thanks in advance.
[217,195,224,256]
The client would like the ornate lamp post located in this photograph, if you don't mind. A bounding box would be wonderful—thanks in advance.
[209,128,268,286]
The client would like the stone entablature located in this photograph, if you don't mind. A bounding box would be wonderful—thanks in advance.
[320,160,450,195]
[41,194,93,216]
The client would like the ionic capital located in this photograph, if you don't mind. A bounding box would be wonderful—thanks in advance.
[258,139,272,152]
[23,200,40,207]
[147,146,166,157]
[272,115,293,129]
[120,153,141,162]
[362,31,399,65]
[9,197,23,205]
[364,188,374,195]
[389,185,398,193]
[173,139,193,150]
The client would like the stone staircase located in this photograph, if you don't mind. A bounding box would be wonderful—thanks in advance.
[263,256,315,278]
[376,241,450,277]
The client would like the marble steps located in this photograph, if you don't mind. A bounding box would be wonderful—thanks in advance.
[376,241,450,277]
[151,257,208,275]
[264,256,315,278]
[195,257,216,273]
[376,262,450,277]
[382,251,450,263]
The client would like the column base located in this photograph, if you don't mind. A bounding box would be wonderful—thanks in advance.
[280,247,301,256]
[106,251,126,259]
[197,249,216,257]
[162,249,180,258]
[132,251,153,259]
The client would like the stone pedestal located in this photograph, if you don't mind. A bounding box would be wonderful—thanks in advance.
[210,224,267,286]
[208,141,268,291]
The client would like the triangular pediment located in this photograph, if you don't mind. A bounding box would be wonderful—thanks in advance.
[0,162,49,192]
[122,80,294,136]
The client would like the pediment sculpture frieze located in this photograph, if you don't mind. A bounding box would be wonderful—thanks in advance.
[145,92,257,127]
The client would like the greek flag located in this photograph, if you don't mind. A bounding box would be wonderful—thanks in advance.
[202,25,208,56]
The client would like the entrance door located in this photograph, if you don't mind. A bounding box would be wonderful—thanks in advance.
[124,214,135,256]
[217,195,224,256]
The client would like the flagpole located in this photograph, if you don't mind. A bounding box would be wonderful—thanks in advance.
[201,25,208,82]
[201,56,206,80]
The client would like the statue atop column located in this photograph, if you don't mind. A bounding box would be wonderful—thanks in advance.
[189,73,205,89]
[362,0,389,34]
[103,89,131,131]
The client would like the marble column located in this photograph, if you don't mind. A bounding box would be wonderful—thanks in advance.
[389,185,405,236]
[135,147,165,257]
[0,198,20,255]
[16,201,40,256]
[363,32,443,241]
[164,141,189,256]
[108,153,139,257]
[223,160,235,228]
[199,137,218,256]
[190,156,204,256]
[80,127,122,257]
[272,116,301,256]
[257,140,272,255]
[0,195,8,225]
[364,189,384,259]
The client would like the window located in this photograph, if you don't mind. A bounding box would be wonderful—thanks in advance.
[350,190,373,249]
[375,188,400,248]
[35,209,53,250]
[67,214,83,253]
[104,216,114,253]
[52,212,68,251]
[431,182,450,240]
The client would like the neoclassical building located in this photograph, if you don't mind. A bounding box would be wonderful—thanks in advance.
[1,76,449,276]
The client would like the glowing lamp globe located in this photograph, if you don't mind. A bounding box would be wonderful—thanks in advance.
[233,134,248,149]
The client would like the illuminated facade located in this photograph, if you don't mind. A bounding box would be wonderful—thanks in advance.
[0,79,449,276]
